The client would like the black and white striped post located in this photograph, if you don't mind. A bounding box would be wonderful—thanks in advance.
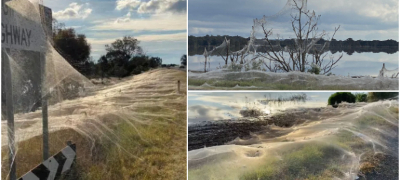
[18,143,77,180]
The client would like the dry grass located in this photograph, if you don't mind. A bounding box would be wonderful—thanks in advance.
[2,68,187,180]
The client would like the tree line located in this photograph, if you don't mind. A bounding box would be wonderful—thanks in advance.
[188,35,399,55]
[328,92,398,107]
[52,19,186,80]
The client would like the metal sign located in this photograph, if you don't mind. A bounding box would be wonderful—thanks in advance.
[2,1,52,179]
[18,144,77,180]
[1,0,46,52]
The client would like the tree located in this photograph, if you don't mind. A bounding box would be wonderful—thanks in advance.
[53,27,91,75]
[367,92,398,102]
[98,56,110,81]
[149,57,162,68]
[105,36,143,78]
[258,0,342,75]
[328,92,356,106]
[105,36,143,57]
[180,54,187,66]
[355,93,367,102]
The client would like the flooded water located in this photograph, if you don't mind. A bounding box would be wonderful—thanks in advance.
[188,92,337,124]
[189,52,398,76]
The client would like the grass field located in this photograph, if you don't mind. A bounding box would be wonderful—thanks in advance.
[2,68,187,180]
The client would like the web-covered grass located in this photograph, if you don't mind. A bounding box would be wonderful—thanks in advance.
[188,100,399,180]
[2,69,187,180]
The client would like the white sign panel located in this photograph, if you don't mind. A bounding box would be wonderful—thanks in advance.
[2,0,46,52]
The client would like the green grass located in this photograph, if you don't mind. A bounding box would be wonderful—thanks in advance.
[2,111,187,180]
[2,69,187,180]
[239,143,346,180]
[188,152,237,180]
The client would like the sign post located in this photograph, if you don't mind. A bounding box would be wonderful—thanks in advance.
[41,52,49,160]
[2,48,16,180]
[2,0,50,178]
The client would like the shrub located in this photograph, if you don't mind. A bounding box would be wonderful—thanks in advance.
[239,108,264,117]
[244,60,264,71]
[227,63,243,71]
[307,64,321,75]
[328,92,356,105]
[355,93,367,102]
[367,92,398,102]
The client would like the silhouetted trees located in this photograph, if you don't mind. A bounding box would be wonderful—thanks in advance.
[189,35,399,55]
[328,92,398,107]
[96,36,163,79]
[52,26,92,75]
[328,92,356,106]
[52,20,167,80]
[181,54,187,66]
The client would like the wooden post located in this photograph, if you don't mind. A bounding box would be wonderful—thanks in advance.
[204,56,207,72]
[41,52,49,160]
[3,48,16,180]
[177,80,180,94]
[204,47,207,72]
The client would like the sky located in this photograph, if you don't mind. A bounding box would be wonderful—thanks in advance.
[188,92,367,124]
[188,0,399,41]
[44,0,187,64]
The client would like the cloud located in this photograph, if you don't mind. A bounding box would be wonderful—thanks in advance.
[190,27,214,35]
[138,0,186,14]
[116,0,141,10]
[115,0,186,14]
[188,0,399,40]
[115,12,132,23]
[189,105,211,116]
[53,2,92,20]
[188,105,227,123]
[87,32,186,46]
[90,13,186,32]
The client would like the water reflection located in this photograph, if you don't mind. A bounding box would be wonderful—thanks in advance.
[189,52,398,76]
[188,92,346,124]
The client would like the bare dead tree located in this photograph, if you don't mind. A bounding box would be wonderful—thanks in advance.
[258,0,342,74]
[216,39,230,66]
[310,26,343,74]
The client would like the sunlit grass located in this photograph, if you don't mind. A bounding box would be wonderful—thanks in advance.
[2,69,187,180]
[239,143,345,180]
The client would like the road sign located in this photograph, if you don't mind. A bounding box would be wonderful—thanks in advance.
[2,1,52,179]
[18,144,77,180]
[2,0,46,52]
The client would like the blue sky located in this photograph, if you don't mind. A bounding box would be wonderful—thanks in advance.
[188,0,399,41]
[44,0,187,64]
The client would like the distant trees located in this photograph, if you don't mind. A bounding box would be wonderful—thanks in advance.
[367,92,398,102]
[105,36,143,57]
[189,36,399,55]
[355,93,367,102]
[328,92,356,106]
[188,35,248,50]
[52,19,165,80]
[96,36,162,79]
[181,54,187,66]
[328,92,398,107]
[98,56,110,81]
[52,24,91,75]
